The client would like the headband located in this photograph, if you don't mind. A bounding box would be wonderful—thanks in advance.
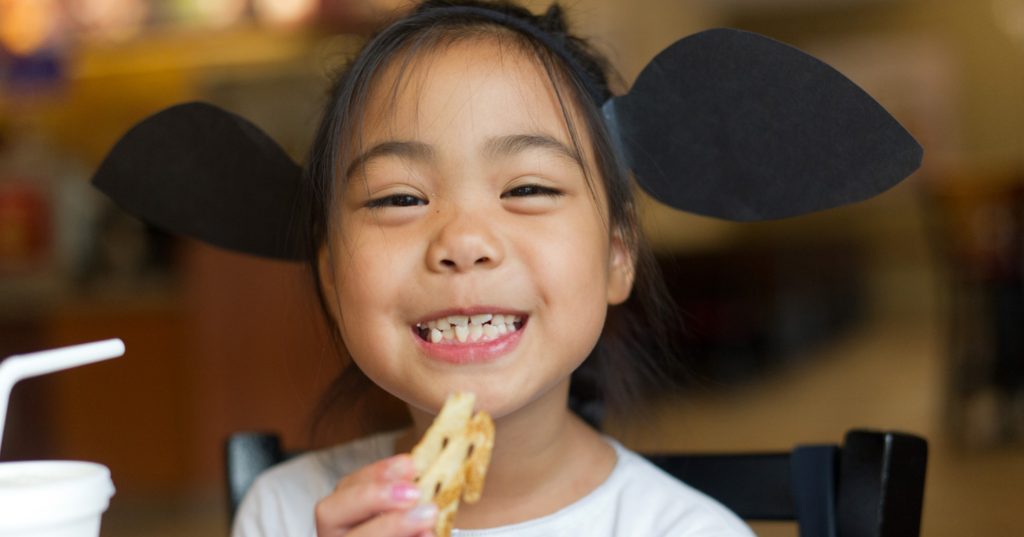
[91,20,923,261]
[426,6,607,105]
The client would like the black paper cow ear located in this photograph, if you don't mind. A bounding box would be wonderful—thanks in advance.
[603,28,923,221]
[92,28,923,261]
[92,102,310,260]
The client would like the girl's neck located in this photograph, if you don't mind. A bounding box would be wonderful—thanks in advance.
[394,380,617,529]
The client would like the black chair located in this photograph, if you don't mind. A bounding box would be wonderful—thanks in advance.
[225,429,927,537]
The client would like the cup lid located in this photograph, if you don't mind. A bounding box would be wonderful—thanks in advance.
[0,460,115,530]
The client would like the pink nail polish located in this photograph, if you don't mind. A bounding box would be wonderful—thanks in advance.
[391,483,421,502]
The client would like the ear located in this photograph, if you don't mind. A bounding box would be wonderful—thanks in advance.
[91,102,310,260]
[604,28,923,221]
[606,232,635,306]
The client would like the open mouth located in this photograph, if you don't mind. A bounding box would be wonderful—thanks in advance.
[416,314,525,344]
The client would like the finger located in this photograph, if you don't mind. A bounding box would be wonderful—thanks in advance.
[315,481,421,531]
[347,503,438,537]
[315,456,419,530]
[338,454,416,490]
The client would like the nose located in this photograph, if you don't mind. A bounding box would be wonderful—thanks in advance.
[426,211,505,273]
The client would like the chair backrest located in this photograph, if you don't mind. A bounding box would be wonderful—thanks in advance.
[225,429,927,537]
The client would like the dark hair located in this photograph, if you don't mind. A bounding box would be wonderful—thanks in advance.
[306,0,685,440]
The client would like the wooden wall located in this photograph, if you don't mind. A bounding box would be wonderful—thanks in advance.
[23,239,411,493]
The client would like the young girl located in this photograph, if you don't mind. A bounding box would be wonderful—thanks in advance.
[232,1,753,536]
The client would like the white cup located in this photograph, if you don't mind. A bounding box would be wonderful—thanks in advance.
[0,461,115,537]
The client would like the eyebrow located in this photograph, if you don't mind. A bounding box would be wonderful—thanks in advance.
[345,140,435,179]
[345,133,582,179]
[482,134,582,166]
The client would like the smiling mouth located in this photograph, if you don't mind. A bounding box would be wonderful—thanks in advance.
[416,313,525,344]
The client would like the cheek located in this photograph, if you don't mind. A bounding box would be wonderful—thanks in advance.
[527,208,611,352]
[332,249,416,398]
[329,225,410,367]
[333,211,420,307]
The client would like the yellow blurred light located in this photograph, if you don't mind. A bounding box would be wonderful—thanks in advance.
[994,0,1024,42]
[0,0,59,56]
[68,0,148,42]
[192,0,249,28]
[253,0,317,28]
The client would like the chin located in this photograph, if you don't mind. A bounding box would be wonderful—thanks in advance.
[389,375,554,421]
[456,375,570,421]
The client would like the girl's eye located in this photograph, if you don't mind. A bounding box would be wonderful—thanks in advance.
[501,184,562,198]
[365,194,427,209]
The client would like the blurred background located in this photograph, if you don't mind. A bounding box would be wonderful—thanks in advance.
[0,0,1022,535]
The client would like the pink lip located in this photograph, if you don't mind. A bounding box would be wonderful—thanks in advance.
[413,318,527,365]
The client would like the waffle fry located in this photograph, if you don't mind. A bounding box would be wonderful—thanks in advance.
[410,393,495,537]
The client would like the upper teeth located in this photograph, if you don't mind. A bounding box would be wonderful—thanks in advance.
[418,314,521,342]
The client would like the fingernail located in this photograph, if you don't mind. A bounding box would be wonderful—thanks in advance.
[390,483,421,502]
[384,457,409,480]
[405,503,437,522]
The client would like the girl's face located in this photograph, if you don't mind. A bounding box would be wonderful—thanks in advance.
[321,37,633,418]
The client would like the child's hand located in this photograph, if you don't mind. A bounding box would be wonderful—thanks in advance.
[315,454,437,537]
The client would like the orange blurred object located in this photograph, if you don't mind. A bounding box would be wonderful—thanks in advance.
[0,179,51,275]
[0,0,60,56]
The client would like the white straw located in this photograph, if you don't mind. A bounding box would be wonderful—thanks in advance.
[0,339,124,460]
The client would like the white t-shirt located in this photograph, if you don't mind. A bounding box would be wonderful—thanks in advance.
[232,430,755,537]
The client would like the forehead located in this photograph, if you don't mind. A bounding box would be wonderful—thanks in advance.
[360,35,585,148]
